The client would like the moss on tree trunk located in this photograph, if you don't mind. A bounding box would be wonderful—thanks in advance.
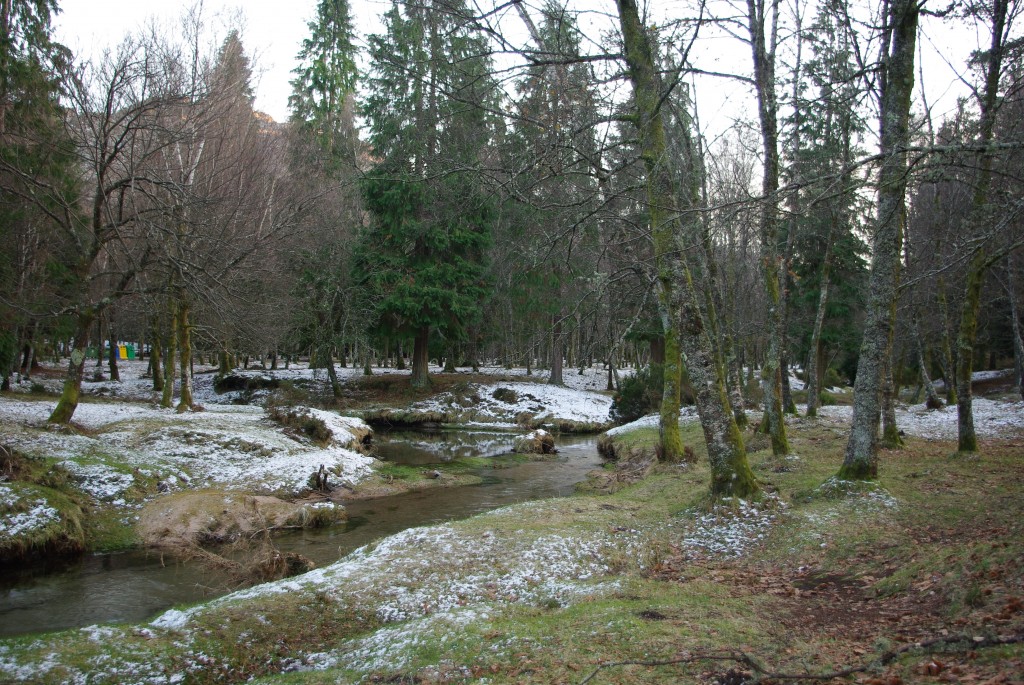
[616,0,756,495]
[161,301,178,409]
[48,311,95,425]
[841,0,918,479]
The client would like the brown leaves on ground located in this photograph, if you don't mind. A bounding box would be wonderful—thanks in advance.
[648,534,1024,684]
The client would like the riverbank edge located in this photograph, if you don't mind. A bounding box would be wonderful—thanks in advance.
[0,390,606,567]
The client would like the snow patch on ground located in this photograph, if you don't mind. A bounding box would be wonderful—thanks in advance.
[680,495,785,560]
[816,398,1024,439]
[409,381,613,426]
[0,398,377,499]
[605,408,700,436]
[0,483,60,541]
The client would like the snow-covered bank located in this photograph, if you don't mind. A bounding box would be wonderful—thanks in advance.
[0,399,375,498]
[399,380,613,428]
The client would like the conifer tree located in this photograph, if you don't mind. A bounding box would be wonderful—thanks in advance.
[357,0,498,388]
[288,0,359,168]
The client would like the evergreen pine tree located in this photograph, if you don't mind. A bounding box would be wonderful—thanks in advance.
[357,0,498,388]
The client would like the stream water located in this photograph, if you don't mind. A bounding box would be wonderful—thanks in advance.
[0,429,600,637]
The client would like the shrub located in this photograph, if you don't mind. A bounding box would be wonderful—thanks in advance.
[610,364,663,423]
[267,406,332,445]
[823,367,845,389]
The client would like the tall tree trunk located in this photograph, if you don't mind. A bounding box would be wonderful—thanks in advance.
[841,0,918,479]
[549,315,565,385]
[617,0,755,490]
[22,322,39,380]
[48,310,96,424]
[161,301,178,409]
[107,320,120,383]
[95,316,104,370]
[914,320,942,408]
[1008,256,1024,400]
[936,277,958,404]
[747,0,790,457]
[805,241,834,417]
[880,348,904,448]
[176,299,194,412]
[326,347,342,398]
[954,0,1008,454]
[411,326,430,388]
[151,316,164,392]
[444,343,457,373]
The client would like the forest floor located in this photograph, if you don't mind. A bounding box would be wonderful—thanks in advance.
[0,364,1021,684]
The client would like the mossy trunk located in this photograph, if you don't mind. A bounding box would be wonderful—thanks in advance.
[151,317,163,392]
[726,333,748,428]
[326,347,342,398]
[176,299,194,413]
[880,351,904,448]
[48,310,96,424]
[781,355,796,414]
[953,0,1006,453]
[747,0,789,458]
[658,320,684,462]
[161,301,178,409]
[411,327,430,388]
[218,347,230,378]
[841,0,918,480]
[955,251,985,453]
[616,0,754,493]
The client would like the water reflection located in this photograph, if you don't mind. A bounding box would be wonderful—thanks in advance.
[372,427,518,464]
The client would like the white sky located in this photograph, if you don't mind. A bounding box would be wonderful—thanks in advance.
[52,0,985,138]
[53,0,390,122]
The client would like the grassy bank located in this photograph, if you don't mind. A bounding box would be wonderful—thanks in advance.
[2,408,1021,684]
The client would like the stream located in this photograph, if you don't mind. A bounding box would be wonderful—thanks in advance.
[0,429,601,637]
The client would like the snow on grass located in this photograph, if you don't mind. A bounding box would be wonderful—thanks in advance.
[605,408,700,436]
[679,495,786,560]
[0,397,377,500]
[59,462,136,501]
[0,483,61,541]
[816,397,1024,440]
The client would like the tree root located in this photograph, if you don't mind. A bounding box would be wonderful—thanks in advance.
[577,633,1024,684]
